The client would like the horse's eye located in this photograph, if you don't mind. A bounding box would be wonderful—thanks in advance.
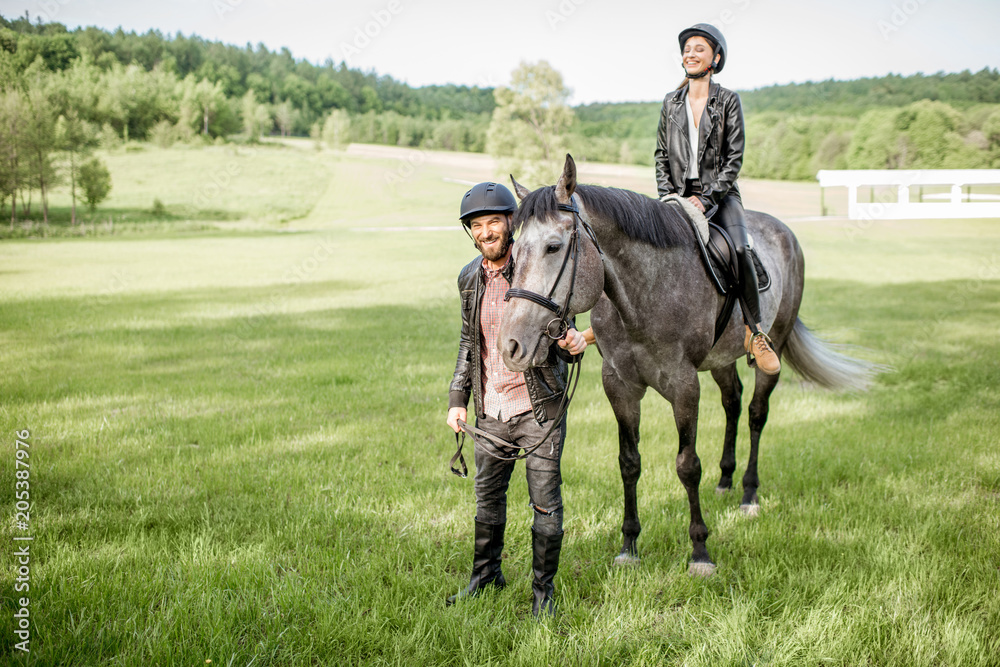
[546,244,562,254]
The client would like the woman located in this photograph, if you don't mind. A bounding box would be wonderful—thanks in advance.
[654,23,780,375]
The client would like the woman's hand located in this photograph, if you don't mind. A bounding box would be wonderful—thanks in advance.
[687,196,706,213]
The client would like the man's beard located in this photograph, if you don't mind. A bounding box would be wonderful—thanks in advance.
[476,228,513,262]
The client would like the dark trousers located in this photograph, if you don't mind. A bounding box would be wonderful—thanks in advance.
[473,411,565,536]
[683,179,761,325]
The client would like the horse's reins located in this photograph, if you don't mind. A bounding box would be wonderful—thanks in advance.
[449,196,602,477]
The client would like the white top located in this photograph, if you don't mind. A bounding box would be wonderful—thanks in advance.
[685,96,700,179]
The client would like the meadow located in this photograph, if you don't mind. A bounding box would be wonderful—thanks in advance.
[1,142,999,665]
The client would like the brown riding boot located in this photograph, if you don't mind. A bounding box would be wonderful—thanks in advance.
[744,326,781,375]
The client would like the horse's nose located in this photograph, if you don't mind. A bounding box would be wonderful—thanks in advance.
[504,337,520,361]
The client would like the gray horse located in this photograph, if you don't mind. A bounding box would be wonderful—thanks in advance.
[499,155,876,575]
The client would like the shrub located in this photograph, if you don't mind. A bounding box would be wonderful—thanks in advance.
[79,157,112,211]
[149,120,177,148]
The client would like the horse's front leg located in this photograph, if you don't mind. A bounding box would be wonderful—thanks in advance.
[602,356,644,564]
[615,412,642,563]
[669,370,715,576]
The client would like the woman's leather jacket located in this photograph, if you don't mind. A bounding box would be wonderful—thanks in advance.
[655,81,745,207]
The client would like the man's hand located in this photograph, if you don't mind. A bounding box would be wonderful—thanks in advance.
[447,407,467,434]
[687,195,706,213]
[558,328,588,355]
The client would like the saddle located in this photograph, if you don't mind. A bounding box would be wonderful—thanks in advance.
[661,196,770,345]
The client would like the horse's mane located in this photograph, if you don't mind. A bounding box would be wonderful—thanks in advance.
[512,184,692,249]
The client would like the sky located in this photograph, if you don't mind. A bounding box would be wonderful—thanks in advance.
[2,0,998,104]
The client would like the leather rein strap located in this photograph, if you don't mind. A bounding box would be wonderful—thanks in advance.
[451,346,582,473]
[505,200,579,340]
[449,197,600,476]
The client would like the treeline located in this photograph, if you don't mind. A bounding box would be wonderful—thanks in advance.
[0,11,497,221]
[3,11,1000,192]
[738,70,1000,116]
[568,71,1000,176]
[742,101,1000,179]
[0,12,494,139]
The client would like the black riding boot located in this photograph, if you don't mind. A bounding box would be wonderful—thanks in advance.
[446,520,506,606]
[736,246,762,327]
[531,528,563,617]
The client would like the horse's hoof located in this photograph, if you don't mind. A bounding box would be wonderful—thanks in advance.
[614,552,640,566]
[740,503,760,518]
[715,485,731,496]
[688,561,716,577]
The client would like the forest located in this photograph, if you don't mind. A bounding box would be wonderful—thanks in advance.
[2,10,1000,222]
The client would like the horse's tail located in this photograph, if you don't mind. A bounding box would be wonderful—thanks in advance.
[782,318,883,391]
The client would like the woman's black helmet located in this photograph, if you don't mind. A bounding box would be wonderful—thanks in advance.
[678,23,727,74]
[459,182,517,226]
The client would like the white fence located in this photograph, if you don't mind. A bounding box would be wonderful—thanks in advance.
[816,169,1000,220]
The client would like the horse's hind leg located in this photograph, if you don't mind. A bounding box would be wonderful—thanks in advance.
[602,362,644,564]
[741,370,780,516]
[711,363,743,494]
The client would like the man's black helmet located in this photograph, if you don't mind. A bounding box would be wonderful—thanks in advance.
[459,182,517,225]
[678,23,727,74]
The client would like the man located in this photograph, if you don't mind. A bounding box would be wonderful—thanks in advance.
[446,181,587,617]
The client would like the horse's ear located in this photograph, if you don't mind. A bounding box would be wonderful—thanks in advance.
[554,153,577,204]
[510,175,531,201]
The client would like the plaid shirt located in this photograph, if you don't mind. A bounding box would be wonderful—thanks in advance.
[480,257,532,420]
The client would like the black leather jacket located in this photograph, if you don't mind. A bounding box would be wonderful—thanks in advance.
[655,82,745,207]
[448,253,578,425]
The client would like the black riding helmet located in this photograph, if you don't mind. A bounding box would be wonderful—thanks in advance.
[459,182,517,226]
[678,23,727,75]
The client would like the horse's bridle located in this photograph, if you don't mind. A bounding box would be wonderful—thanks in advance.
[449,196,602,475]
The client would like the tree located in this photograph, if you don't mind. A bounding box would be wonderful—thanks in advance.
[99,61,178,141]
[178,75,225,136]
[241,89,270,141]
[846,108,905,169]
[321,108,350,149]
[486,61,575,185]
[273,99,297,137]
[56,108,97,225]
[0,88,27,227]
[22,85,59,223]
[984,109,1000,167]
[896,100,960,169]
[78,156,111,211]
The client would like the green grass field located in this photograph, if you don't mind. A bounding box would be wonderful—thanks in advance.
[2,144,1000,665]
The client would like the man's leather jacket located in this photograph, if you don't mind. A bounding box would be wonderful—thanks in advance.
[449,254,578,425]
[655,81,745,207]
